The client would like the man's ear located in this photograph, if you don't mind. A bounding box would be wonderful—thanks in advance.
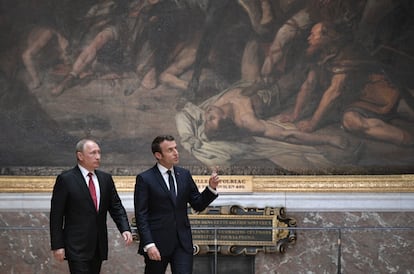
[154,151,162,160]
[76,151,83,161]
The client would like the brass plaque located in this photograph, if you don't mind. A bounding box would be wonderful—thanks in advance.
[190,215,278,246]
[189,205,297,255]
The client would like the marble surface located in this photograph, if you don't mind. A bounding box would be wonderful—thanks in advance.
[1,211,413,274]
[2,192,414,212]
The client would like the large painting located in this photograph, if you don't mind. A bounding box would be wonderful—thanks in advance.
[1,0,413,176]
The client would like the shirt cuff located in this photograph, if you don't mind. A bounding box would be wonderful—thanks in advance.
[143,243,155,252]
[208,185,218,195]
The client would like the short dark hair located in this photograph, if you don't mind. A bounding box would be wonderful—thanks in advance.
[151,135,175,154]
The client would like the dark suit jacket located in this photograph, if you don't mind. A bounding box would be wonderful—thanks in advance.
[50,166,131,261]
[134,165,218,256]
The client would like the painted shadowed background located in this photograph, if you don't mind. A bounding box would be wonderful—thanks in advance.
[0,0,413,175]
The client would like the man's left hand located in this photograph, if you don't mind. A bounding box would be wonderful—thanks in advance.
[209,172,220,190]
[122,231,133,245]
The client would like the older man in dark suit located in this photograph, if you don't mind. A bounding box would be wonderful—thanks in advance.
[50,139,133,274]
[134,135,220,274]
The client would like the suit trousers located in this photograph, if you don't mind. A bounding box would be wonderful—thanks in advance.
[68,244,102,274]
[144,241,193,274]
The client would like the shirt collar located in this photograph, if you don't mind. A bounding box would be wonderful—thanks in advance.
[78,164,94,178]
[157,163,173,175]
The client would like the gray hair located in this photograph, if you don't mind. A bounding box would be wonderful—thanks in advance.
[75,139,96,153]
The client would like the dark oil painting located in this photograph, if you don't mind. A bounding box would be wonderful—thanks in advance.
[0,0,413,176]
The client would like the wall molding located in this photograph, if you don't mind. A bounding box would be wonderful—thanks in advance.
[1,174,413,193]
[1,175,413,212]
[1,192,413,212]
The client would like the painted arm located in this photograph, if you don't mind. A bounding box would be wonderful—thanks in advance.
[298,73,346,132]
[279,69,317,123]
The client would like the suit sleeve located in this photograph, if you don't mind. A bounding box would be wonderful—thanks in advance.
[186,170,218,212]
[50,174,67,250]
[108,175,131,233]
[134,174,153,248]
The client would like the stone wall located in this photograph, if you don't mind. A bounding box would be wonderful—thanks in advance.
[1,211,413,274]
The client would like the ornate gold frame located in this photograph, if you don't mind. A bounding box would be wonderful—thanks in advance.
[1,174,413,193]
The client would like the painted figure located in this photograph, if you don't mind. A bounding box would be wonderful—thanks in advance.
[280,21,414,146]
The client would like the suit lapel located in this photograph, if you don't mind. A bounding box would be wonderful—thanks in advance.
[173,169,182,201]
[152,165,176,205]
[95,171,104,213]
[74,166,98,213]
[74,166,89,195]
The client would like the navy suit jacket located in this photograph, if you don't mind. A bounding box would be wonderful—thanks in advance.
[134,165,218,256]
[50,166,131,261]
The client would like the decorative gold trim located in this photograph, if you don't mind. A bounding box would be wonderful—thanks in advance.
[254,174,414,193]
[188,205,296,255]
[0,174,413,193]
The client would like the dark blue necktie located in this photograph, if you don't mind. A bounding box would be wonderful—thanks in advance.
[167,170,176,199]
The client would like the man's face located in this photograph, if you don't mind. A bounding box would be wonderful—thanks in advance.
[78,141,101,171]
[204,106,224,135]
[306,23,324,56]
[156,140,179,169]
